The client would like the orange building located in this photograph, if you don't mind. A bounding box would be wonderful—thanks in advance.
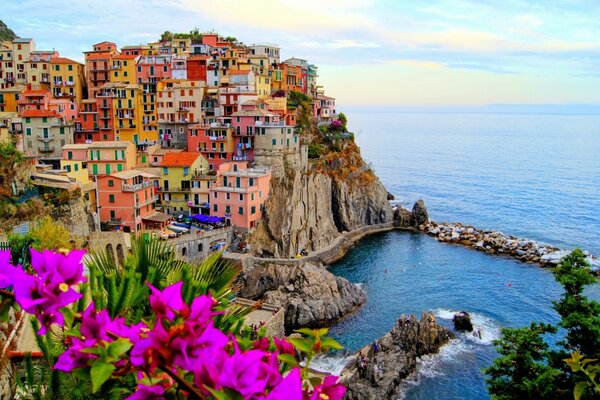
[84,41,119,99]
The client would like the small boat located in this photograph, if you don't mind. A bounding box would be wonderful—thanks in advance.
[168,224,189,234]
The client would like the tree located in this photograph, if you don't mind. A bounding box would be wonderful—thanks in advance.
[159,30,173,42]
[485,249,600,400]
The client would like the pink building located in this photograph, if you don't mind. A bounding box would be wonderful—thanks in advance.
[209,161,271,231]
[189,124,234,171]
[230,109,282,162]
[62,143,89,161]
[136,55,172,85]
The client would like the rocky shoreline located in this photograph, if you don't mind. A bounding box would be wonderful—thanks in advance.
[419,220,600,273]
[393,200,600,274]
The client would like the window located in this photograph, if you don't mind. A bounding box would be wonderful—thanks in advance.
[110,210,116,219]
[108,180,114,187]
[251,193,254,201]
[42,117,47,123]
[183,167,189,176]
[141,156,147,163]
[74,164,79,172]
[60,127,65,135]
[68,65,73,71]
[213,192,217,199]
[225,205,230,214]
[249,178,254,186]
[163,167,168,175]
[26,127,31,136]
[251,206,256,214]
[213,204,218,212]
[239,194,244,201]
[226,193,230,200]
[109,194,115,203]
[105,164,111,174]
[272,139,276,146]
[238,207,244,215]
[117,164,123,172]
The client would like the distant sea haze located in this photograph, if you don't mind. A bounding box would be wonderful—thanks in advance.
[349,110,600,255]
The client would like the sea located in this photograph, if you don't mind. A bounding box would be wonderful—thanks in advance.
[312,110,600,399]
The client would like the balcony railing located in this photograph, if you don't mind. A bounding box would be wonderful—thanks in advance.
[159,187,191,193]
[38,144,55,152]
[122,180,153,192]
[255,121,286,127]
[37,134,54,142]
[135,195,159,208]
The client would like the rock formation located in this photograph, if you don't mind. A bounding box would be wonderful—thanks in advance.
[239,262,366,333]
[393,199,430,229]
[250,142,393,258]
[341,312,454,400]
[453,311,473,332]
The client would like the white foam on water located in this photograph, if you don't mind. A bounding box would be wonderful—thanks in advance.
[355,282,364,289]
[433,308,502,345]
[310,354,352,376]
[433,308,456,320]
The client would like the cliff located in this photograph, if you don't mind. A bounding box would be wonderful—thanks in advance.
[0,21,17,42]
[251,140,393,258]
[341,312,454,400]
[239,261,366,333]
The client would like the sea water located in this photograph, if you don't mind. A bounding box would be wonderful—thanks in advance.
[316,111,600,399]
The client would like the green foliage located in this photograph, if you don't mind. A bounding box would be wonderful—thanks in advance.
[0,20,17,42]
[159,30,173,42]
[290,328,343,380]
[8,217,78,264]
[565,353,600,400]
[485,249,600,400]
[308,143,323,159]
[338,112,348,128]
[485,322,560,400]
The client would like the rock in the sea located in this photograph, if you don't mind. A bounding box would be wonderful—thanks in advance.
[239,262,366,333]
[341,312,454,400]
[452,311,473,332]
[394,199,429,229]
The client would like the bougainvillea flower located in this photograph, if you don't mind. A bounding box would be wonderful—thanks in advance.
[0,250,15,288]
[131,320,172,373]
[125,384,166,400]
[309,375,346,400]
[218,342,269,397]
[274,337,295,356]
[54,337,96,372]
[148,282,185,320]
[187,293,220,326]
[30,248,86,286]
[266,367,303,400]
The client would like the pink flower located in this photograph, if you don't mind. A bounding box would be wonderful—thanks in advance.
[266,368,303,400]
[218,341,269,397]
[253,337,271,351]
[30,249,86,286]
[274,337,295,356]
[310,376,346,400]
[0,250,15,288]
[148,282,185,320]
[126,384,165,400]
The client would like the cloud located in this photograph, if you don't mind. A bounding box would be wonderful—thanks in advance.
[387,60,445,69]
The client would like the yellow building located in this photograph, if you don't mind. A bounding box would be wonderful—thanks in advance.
[50,57,86,105]
[0,84,24,113]
[0,112,17,143]
[171,38,191,56]
[87,141,137,176]
[107,83,142,144]
[110,54,137,84]
[160,151,208,215]
[248,55,272,98]
[26,50,57,90]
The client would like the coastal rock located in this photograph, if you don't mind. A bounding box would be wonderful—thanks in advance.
[452,311,473,332]
[393,199,429,229]
[239,262,366,332]
[341,312,454,400]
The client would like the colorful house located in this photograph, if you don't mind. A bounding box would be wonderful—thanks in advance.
[26,50,58,89]
[73,100,99,143]
[315,94,336,120]
[189,123,234,171]
[87,141,136,176]
[110,54,137,84]
[21,109,74,158]
[157,80,204,148]
[230,109,281,161]
[84,41,119,99]
[0,84,24,113]
[160,152,208,215]
[49,57,86,105]
[209,161,271,231]
[97,169,159,233]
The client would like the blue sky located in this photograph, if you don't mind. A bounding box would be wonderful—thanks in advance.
[5,0,600,106]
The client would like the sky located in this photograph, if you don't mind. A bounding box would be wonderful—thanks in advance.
[4,0,600,107]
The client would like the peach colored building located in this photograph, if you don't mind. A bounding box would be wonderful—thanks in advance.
[87,141,136,176]
[97,169,159,233]
[84,41,119,99]
[209,161,271,231]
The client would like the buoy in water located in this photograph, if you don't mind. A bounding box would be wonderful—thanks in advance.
[507,282,512,287]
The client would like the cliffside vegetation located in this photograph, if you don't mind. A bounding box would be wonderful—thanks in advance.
[0,20,17,42]
[485,249,600,399]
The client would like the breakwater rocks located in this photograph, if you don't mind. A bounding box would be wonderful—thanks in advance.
[420,221,600,272]
[340,312,454,400]
[239,262,366,333]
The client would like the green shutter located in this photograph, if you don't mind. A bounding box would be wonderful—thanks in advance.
[117,164,123,172]
[105,164,111,174]
[93,164,98,175]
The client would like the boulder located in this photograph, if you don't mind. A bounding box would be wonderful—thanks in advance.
[452,311,473,332]
[341,312,454,400]
[239,262,366,333]
[393,199,429,229]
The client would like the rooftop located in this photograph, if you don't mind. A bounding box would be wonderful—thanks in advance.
[109,169,157,180]
[88,141,132,149]
[21,109,61,118]
[142,211,173,223]
[50,57,82,65]
[61,143,90,150]
[161,152,202,167]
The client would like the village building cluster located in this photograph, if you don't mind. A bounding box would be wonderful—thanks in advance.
[0,32,337,234]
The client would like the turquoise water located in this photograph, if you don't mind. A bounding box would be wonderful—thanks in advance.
[321,112,600,399]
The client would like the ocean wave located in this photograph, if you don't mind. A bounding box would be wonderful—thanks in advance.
[433,308,502,345]
[310,354,351,376]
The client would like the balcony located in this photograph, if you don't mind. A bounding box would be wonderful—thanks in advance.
[158,186,191,193]
[178,107,189,112]
[38,143,55,152]
[136,195,159,208]
[108,217,123,225]
[37,134,54,142]
[255,121,286,127]
[211,185,257,194]
[191,169,216,179]
[122,180,153,192]
[5,76,14,82]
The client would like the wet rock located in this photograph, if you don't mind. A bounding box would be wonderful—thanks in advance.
[341,312,454,400]
[453,311,474,332]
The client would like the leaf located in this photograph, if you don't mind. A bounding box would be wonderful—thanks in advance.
[320,337,344,351]
[60,306,76,330]
[277,353,298,367]
[289,337,313,354]
[90,360,115,393]
[204,386,233,400]
[574,381,587,400]
[295,328,316,337]
[107,338,132,360]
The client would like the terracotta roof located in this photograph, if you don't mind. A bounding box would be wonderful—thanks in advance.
[85,53,112,60]
[21,109,61,118]
[51,57,82,65]
[112,54,137,60]
[88,141,132,149]
[228,70,251,75]
[161,152,202,167]
[22,89,49,96]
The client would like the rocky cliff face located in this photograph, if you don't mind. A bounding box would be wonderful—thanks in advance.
[393,199,429,229]
[341,312,454,400]
[251,143,393,258]
[239,262,366,333]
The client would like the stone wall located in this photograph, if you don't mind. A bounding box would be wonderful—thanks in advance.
[87,231,131,265]
[233,298,285,338]
[171,228,233,262]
